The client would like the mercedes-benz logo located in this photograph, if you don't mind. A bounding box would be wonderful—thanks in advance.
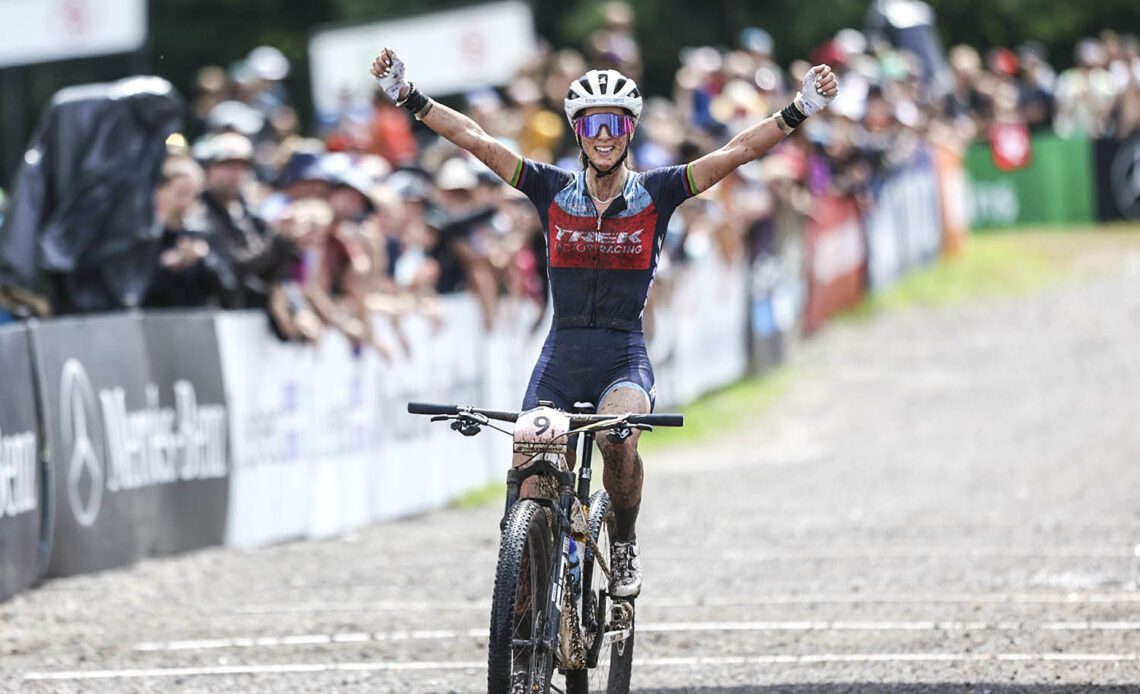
[1111,135,1140,221]
[59,359,103,527]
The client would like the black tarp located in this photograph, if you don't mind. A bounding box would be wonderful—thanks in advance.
[0,77,181,314]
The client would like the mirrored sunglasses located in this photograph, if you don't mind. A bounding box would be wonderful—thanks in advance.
[573,113,635,139]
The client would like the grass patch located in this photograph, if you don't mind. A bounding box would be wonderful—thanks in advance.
[847,235,1056,319]
[451,482,504,510]
[639,367,798,454]
[847,224,1140,318]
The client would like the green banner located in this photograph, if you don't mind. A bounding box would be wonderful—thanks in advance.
[965,133,1095,229]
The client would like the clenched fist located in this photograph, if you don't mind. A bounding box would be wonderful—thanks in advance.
[370,47,409,103]
[797,64,839,117]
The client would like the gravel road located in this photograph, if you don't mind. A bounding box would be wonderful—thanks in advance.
[5,250,1140,693]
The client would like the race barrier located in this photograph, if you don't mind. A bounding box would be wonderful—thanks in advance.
[0,323,47,601]
[31,313,228,577]
[803,195,866,333]
[748,211,807,374]
[1093,134,1140,222]
[966,133,1096,229]
[865,146,944,290]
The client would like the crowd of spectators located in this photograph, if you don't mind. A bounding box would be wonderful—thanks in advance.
[10,3,1135,345]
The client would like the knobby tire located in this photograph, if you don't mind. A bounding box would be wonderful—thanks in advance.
[564,490,635,694]
[488,499,556,693]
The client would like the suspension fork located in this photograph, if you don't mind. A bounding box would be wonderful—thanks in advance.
[576,430,597,505]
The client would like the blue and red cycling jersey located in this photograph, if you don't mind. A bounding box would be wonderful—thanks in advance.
[511,158,698,331]
[511,158,699,411]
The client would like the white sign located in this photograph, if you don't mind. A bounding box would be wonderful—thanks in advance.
[0,0,147,68]
[308,1,536,118]
[0,427,37,518]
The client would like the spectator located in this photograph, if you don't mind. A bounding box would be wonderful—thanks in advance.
[197,132,298,309]
[144,155,234,308]
[588,1,643,79]
[1055,38,1117,138]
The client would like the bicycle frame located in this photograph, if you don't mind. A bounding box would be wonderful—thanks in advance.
[503,405,601,669]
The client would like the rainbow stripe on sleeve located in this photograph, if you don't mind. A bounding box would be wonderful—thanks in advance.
[684,162,699,197]
[510,157,525,189]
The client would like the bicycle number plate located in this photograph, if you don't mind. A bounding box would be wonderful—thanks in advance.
[513,407,571,455]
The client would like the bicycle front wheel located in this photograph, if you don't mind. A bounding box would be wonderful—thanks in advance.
[488,499,556,694]
[564,490,635,694]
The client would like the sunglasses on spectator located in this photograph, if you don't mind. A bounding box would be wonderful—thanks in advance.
[573,113,635,139]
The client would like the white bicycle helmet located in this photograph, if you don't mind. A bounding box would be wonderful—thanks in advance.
[564,69,643,124]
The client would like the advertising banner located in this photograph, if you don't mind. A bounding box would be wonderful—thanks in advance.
[0,324,47,600]
[34,314,226,576]
[966,133,1095,228]
[140,311,229,554]
[0,0,147,68]
[33,313,228,576]
[368,296,492,524]
[34,314,151,575]
[309,1,536,121]
[748,213,807,374]
[664,249,750,406]
[932,141,970,255]
[803,196,866,334]
[216,312,315,547]
[1093,135,1140,222]
[865,148,943,290]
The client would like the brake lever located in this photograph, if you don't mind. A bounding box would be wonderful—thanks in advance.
[451,420,483,436]
[430,415,450,423]
[606,425,633,444]
[451,411,488,437]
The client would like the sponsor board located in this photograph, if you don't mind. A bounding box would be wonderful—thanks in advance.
[0,324,46,600]
[141,312,230,554]
[309,1,535,120]
[1094,135,1140,222]
[803,196,866,333]
[0,0,147,68]
[660,248,750,406]
[866,148,943,290]
[966,133,1095,228]
[33,314,227,576]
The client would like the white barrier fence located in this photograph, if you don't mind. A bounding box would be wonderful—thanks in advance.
[218,249,750,547]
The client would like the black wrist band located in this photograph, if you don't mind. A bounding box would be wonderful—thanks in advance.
[399,83,429,114]
[779,101,808,129]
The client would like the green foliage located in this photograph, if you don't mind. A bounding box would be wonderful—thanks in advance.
[927,0,1140,62]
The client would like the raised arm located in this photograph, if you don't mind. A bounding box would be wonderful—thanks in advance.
[370,48,521,183]
[688,65,839,194]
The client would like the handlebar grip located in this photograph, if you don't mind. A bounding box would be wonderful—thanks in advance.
[407,402,459,416]
[631,413,685,427]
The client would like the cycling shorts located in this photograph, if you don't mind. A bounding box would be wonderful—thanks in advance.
[522,327,655,413]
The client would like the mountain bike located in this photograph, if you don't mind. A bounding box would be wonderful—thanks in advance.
[408,400,683,694]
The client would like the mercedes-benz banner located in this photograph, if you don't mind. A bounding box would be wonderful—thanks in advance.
[142,311,229,555]
[0,324,48,600]
[32,313,228,577]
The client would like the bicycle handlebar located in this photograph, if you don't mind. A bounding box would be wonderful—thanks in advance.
[407,402,683,428]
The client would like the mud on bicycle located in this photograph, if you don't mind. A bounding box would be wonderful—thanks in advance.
[408,400,683,694]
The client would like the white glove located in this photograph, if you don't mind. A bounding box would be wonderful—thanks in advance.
[794,67,836,117]
[372,48,409,103]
